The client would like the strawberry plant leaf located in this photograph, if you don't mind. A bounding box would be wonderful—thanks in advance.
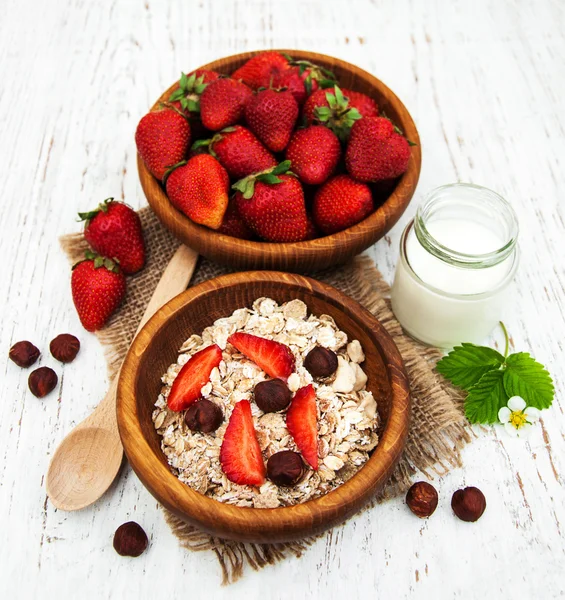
[271,160,291,176]
[334,85,345,105]
[179,72,189,89]
[436,343,505,390]
[503,353,555,410]
[256,174,282,185]
[169,88,185,102]
[187,99,200,113]
[465,369,508,424]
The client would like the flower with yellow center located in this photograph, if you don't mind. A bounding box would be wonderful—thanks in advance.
[498,396,540,438]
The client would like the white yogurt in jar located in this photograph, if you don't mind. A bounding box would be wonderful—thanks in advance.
[391,184,519,348]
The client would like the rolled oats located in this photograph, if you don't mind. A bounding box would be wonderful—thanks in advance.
[153,297,379,508]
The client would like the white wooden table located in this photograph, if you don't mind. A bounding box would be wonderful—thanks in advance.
[1,0,564,597]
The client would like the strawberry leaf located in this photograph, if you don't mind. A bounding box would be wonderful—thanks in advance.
[186,99,200,113]
[169,88,185,102]
[436,343,505,390]
[256,174,282,185]
[465,369,508,424]
[334,85,345,106]
[271,160,292,176]
[503,353,555,410]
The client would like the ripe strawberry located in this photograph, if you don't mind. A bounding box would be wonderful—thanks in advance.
[135,108,191,181]
[167,344,222,412]
[218,202,254,239]
[345,117,411,182]
[220,400,266,486]
[228,332,295,380]
[168,69,220,117]
[244,88,298,152]
[285,125,341,185]
[165,154,229,229]
[71,253,126,332]
[286,384,318,470]
[313,174,374,234]
[272,59,337,105]
[78,198,145,274]
[303,86,378,141]
[232,51,290,89]
[233,161,308,242]
[270,67,308,105]
[199,78,253,131]
[192,125,276,179]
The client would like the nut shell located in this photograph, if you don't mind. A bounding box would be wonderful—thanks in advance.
[406,481,438,518]
[50,333,80,363]
[253,379,291,413]
[9,341,40,368]
[113,521,148,557]
[184,399,223,433]
[451,486,486,522]
[267,450,304,486]
[303,346,338,378]
[28,367,58,398]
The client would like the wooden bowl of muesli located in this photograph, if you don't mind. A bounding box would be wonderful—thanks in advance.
[117,271,410,543]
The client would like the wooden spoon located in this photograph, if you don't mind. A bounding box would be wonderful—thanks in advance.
[46,245,199,511]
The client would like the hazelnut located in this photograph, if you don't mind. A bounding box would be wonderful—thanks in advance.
[28,367,58,398]
[185,399,223,433]
[253,379,291,413]
[113,521,148,557]
[267,450,304,486]
[406,481,438,518]
[9,341,40,368]
[451,486,486,522]
[304,346,338,378]
[50,333,80,363]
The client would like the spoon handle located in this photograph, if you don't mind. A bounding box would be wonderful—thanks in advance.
[88,244,199,428]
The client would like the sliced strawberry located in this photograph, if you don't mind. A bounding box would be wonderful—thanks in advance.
[220,400,266,486]
[286,384,318,470]
[228,332,295,380]
[167,344,222,411]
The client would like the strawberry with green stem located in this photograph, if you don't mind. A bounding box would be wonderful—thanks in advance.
[303,85,378,141]
[345,116,411,182]
[78,198,145,274]
[168,69,220,116]
[71,252,127,332]
[232,161,309,242]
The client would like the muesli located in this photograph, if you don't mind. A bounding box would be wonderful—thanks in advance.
[152,297,379,508]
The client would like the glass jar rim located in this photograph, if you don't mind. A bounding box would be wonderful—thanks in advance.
[400,220,520,299]
[415,183,519,269]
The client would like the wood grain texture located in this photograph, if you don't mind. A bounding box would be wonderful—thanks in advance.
[138,50,421,272]
[116,271,410,542]
[1,0,564,598]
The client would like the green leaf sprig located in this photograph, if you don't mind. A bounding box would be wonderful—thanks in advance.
[436,323,554,424]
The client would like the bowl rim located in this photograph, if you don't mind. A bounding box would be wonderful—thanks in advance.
[138,49,422,262]
[117,271,411,541]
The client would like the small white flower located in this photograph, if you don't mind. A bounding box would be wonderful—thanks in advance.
[498,396,541,438]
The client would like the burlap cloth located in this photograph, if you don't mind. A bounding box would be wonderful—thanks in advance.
[61,207,470,584]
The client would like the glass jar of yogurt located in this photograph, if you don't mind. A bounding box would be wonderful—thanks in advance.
[390,183,519,348]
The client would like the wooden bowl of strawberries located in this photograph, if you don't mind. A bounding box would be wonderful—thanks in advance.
[136,50,421,272]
